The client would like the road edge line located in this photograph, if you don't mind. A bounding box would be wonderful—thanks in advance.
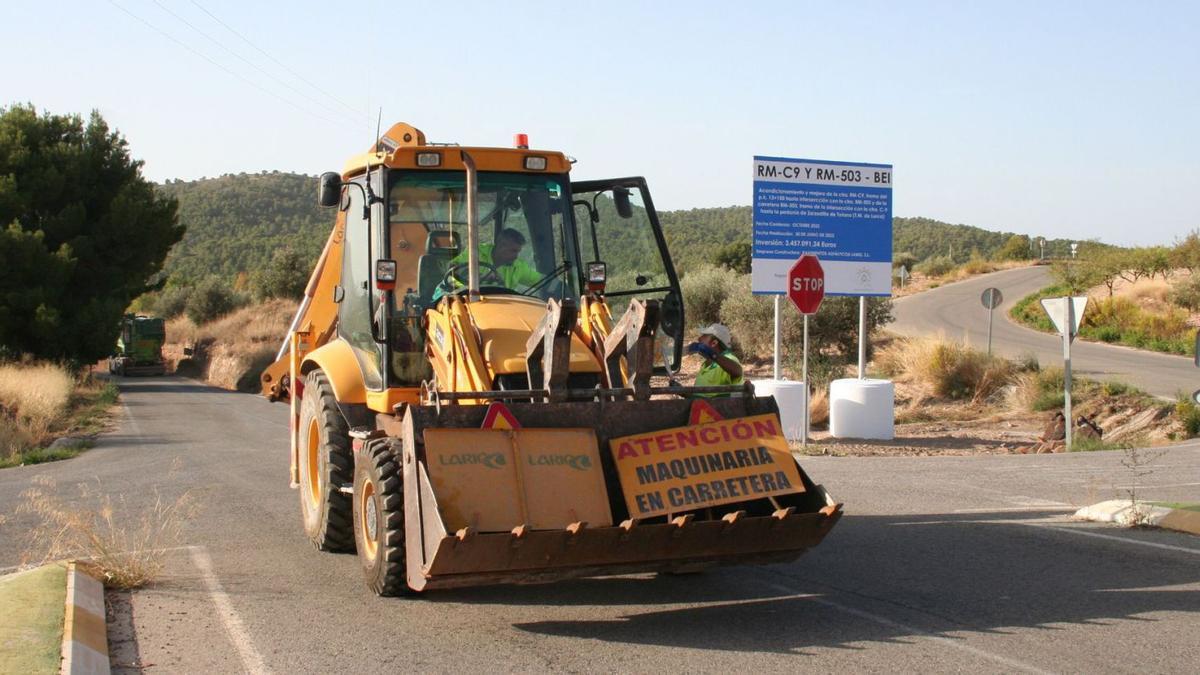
[61,561,110,675]
[189,546,270,674]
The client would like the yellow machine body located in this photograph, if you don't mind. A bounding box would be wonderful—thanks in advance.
[261,123,841,593]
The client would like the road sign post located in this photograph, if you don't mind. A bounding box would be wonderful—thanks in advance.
[788,255,825,448]
[981,287,1003,355]
[1041,296,1088,449]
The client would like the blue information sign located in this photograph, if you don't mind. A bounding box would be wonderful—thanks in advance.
[752,156,893,296]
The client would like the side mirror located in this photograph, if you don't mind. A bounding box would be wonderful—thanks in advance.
[613,187,634,219]
[317,172,342,208]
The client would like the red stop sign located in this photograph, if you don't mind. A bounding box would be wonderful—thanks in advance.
[788,254,825,314]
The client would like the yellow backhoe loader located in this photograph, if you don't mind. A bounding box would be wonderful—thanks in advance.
[260,124,841,595]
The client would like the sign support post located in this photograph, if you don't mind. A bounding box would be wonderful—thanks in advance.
[981,287,1003,356]
[773,296,782,380]
[802,314,810,449]
[1040,295,1087,450]
[788,254,825,448]
[858,296,866,378]
[1064,300,1073,449]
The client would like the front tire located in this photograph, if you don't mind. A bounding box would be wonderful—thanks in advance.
[353,438,409,596]
[297,369,355,551]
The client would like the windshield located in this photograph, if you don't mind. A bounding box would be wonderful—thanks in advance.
[388,171,580,301]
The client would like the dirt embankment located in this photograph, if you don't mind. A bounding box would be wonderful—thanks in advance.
[163,299,297,392]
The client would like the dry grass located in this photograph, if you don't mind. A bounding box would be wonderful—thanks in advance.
[164,298,297,390]
[1090,269,1188,313]
[876,334,1015,403]
[0,363,73,448]
[809,388,829,428]
[19,473,196,589]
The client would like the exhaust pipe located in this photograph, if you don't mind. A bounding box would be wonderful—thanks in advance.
[461,151,480,302]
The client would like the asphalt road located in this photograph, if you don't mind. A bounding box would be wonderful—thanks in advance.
[891,265,1199,399]
[1,376,1198,672]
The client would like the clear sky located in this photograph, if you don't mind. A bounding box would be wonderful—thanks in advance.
[2,1,1197,247]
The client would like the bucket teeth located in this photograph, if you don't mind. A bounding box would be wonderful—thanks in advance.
[722,510,747,525]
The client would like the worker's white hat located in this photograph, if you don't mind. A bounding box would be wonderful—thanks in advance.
[696,323,732,347]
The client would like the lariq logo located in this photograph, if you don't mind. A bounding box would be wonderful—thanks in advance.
[528,454,593,471]
[439,452,507,469]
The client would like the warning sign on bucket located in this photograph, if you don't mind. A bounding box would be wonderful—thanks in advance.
[608,414,805,519]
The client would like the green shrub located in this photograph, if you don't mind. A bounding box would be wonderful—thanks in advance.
[1168,274,1200,311]
[893,251,918,272]
[156,285,192,319]
[186,278,244,325]
[250,246,308,301]
[1102,380,1130,396]
[916,255,955,277]
[713,242,752,274]
[1015,352,1040,372]
[1032,390,1065,411]
[875,336,1014,402]
[960,253,995,275]
[680,265,739,330]
[1084,297,1136,331]
[717,275,774,355]
[1175,394,1200,438]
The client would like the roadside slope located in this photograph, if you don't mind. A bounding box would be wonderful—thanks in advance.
[891,265,1198,398]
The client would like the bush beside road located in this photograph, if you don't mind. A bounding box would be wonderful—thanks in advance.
[0,364,118,469]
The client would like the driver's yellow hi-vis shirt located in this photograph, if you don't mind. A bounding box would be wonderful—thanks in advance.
[449,243,542,290]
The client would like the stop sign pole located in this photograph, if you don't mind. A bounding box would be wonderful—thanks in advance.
[788,255,825,448]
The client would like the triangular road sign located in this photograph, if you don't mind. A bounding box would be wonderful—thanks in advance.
[1040,296,1088,340]
[688,400,724,425]
[481,402,522,429]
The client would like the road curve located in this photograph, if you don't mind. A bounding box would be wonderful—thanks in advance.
[891,265,1199,399]
[0,376,1197,672]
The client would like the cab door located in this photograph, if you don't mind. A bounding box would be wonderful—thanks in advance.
[570,177,684,371]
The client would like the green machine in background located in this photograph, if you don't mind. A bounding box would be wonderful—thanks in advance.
[108,314,167,376]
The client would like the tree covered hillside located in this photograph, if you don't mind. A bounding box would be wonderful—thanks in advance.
[156,173,1058,283]
[156,172,328,282]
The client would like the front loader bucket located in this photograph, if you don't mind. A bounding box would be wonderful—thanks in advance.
[378,397,841,592]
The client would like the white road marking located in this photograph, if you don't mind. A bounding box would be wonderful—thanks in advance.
[1037,525,1200,556]
[1004,496,1070,507]
[123,400,142,437]
[759,581,1054,674]
[1111,482,1200,489]
[189,546,271,675]
[951,506,1077,513]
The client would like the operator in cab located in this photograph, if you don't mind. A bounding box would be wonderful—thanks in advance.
[687,323,743,397]
[449,228,542,291]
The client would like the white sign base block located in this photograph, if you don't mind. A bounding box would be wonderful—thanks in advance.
[753,379,808,441]
[829,378,894,440]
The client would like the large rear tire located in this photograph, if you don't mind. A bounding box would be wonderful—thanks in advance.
[297,369,355,551]
[353,438,409,596]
